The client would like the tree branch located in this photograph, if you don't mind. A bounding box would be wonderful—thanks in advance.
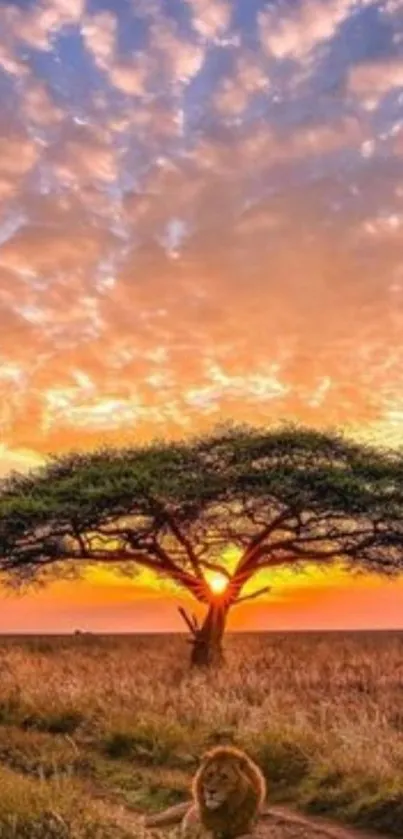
[254,532,379,566]
[264,527,375,556]
[56,540,209,603]
[69,512,210,603]
[178,607,199,636]
[198,560,232,580]
[72,522,90,558]
[236,508,297,572]
[234,586,271,605]
[160,510,204,580]
[147,540,209,602]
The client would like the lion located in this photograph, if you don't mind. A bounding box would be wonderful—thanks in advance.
[144,745,267,838]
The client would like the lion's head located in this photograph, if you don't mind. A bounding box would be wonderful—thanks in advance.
[193,746,266,837]
[198,752,243,810]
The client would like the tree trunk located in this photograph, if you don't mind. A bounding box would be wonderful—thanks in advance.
[190,600,229,667]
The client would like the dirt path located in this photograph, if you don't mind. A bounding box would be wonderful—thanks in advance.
[258,807,387,839]
[96,799,390,839]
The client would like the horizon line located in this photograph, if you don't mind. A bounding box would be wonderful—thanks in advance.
[1,628,403,637]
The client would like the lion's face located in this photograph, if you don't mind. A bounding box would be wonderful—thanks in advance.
[198,757,244,811]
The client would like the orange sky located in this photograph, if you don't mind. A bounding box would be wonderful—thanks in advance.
[1,0,403,631]
[1,566,402,634]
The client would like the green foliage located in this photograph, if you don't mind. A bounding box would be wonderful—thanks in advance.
[1,423,403,594]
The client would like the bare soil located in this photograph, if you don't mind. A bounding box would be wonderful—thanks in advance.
[257,807,387,839]
[97,800,389,839]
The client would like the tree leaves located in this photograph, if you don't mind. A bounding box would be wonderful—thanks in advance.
[1,424,403,600]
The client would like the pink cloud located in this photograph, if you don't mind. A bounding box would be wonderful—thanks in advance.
[348,59,403,109]
[187,0,231,41]
[259,0,363,61]
[81,11,116,69]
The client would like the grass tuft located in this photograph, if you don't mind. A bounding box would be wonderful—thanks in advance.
[0,765,138,838]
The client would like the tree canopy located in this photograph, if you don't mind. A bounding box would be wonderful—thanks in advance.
[1,424,402,597]
[1,423,403,663]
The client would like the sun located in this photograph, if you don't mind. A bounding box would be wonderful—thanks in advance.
[207,571,229,596]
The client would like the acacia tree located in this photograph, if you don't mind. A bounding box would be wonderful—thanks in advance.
[1,424,403,666]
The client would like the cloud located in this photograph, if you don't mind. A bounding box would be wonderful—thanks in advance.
[21,81,64,127]
[0,445,44,478]
[42,392,146,433]
[347,59,403,109]
[0,211,401,457]
[0,226,109,278]
[213,79,250,117]
[53,140,118,186]
[0,43,29,78]
[213,53,269,117]
[82,9,204,95]
[0,133,39,210]
[383,0,403,19]
[187,0,231,42]
[0,0,402,464]
[357,212,403,240]
[258,0,372,62]
[149,17,205,87]
[0,135,39,178]
[289,116,364,155]
[2,0,85,51]
[81,11,117,69]
[109,59,150,96]
[237,53,270,94]
[392,126,403,155]
[188,116,365,183]
[117,101,185,151]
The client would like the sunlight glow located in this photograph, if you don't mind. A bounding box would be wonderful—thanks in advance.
[207,571,229,596]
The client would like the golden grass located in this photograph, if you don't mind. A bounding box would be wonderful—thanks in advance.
[0,764,140,838]
[0,631,403,835]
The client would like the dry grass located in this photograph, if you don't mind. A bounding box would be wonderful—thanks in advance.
[0,631,402,836]
[0,764,140,838]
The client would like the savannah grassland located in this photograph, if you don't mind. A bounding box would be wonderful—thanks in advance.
[0,632,403,838]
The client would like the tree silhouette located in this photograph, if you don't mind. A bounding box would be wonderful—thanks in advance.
[1,424,402,666]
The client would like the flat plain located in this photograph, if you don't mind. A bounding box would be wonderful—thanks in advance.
[0,631,402,838]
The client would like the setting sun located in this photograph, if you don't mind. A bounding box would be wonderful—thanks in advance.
[207,572,229,596]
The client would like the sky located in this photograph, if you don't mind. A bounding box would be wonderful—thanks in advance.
[0,0,403,632]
